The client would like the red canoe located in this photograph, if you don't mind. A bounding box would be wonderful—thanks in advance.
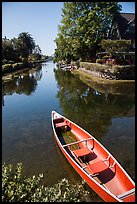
[51,111,135,202]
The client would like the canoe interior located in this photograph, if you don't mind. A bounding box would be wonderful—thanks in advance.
[52,111,135,202]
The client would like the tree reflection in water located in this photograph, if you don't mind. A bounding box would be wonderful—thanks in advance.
[2,65,42,106]
[54,68,135,138]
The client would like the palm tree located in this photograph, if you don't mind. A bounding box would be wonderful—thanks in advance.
[17,32,36,59]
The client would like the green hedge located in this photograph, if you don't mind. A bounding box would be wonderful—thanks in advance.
[2,64,13,73]
[2,62,28,74]
[101,39,131,53]
[96,59,106,64]
[80,62,109,72]
[12,62,24,69]
[79,62,135,79]
[102,55,110,59]
[71,60,81,68]
[2,63,24,73]
[112,65,134,72]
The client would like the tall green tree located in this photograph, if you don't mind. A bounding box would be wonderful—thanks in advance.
[2,32,42,63]
[2,37,17,61]
[54,2,122,62]
[54,33,74,63]
[17,32,36,59]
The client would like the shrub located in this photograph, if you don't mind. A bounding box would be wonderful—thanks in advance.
[2,59,8,64]
[80,62,109,72]
[2,163,89,202]
[12,62,26,70]
[2,64,13,73]
[71,60,80,68]
[101,39,131,54]
[102,55,110,59]
[112,65,135,73]
[75,60,80,68]
[96,59,106,64]
[18,62,24,69]
[8,60,15,64]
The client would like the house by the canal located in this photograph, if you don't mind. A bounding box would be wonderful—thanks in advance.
[96,12,135,65]
[109,12,135,51]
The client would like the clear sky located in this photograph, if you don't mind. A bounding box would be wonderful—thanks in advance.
[2,2,135,56]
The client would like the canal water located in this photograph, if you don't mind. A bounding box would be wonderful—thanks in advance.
[2,61,135,201]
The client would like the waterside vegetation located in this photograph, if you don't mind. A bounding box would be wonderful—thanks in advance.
[53,2,135,81]
[2,163,90,202]
[53,2,122,63]
[2,32,48,75]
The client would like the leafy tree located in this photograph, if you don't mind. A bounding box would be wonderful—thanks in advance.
[54,2,122,62]
[54,33,74,64]
[2,32,42,64]
[2,37,17,62]
[17,32,36,59]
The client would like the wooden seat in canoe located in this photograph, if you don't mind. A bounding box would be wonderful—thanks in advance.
[62,138,94,162]
[72,146,92,163]
[72,147,92,158]
[55,121,67,128]
[86,160,109,176]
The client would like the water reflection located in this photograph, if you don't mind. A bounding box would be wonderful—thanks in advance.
[54,68,135,180]
[54,68,135,137]
[2,65,42,106]
[2,62,135,199]
[73,70,135,96]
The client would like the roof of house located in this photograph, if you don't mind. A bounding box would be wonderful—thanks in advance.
[120,13,135,23]
[112,12,135,39]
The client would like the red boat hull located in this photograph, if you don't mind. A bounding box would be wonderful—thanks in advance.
[51,111,135,202]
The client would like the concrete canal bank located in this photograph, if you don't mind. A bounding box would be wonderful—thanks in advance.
[71,67,135,96]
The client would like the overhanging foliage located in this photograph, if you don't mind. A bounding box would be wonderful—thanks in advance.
[54,2,122,63]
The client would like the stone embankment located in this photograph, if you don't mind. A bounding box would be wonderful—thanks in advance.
[80,67,135,80]
[58,62,135,81]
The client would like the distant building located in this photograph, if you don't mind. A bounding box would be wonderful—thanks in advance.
[109,13,135,51]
